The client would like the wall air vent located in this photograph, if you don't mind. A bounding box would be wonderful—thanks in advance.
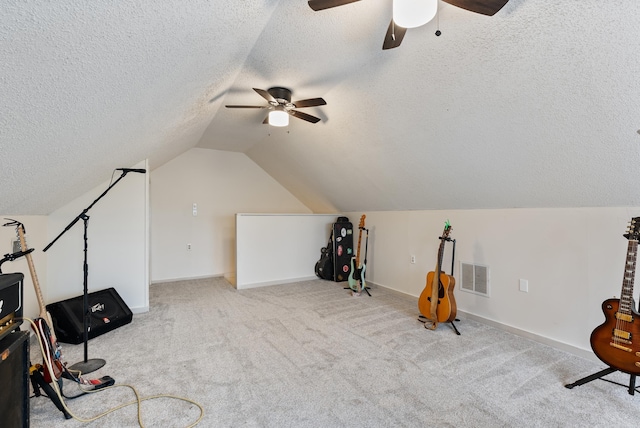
[460,262,490,297]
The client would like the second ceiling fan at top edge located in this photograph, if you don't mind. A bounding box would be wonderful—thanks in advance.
[307,0,510,49]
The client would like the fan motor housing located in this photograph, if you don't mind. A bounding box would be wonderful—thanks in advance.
[268,87,292,103]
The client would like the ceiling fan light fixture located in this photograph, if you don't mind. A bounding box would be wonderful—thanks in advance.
[268,108,289,127]
[393,0,438,29]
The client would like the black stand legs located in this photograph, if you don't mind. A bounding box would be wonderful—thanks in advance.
[30,367,71,419]
[418,315,461,335]
[565,367,639,395]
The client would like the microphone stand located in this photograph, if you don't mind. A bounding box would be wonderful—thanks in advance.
[43,170,136,374]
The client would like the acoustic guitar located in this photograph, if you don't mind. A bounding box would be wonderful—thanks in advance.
[590,217,640,375]
[348,215,366,294]
[5,219,64,383]
[418,221,456,329]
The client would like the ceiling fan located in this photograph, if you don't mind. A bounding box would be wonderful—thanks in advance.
[308,0,510,50]
[225,87,326,126]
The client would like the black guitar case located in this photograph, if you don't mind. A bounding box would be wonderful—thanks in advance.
[315,231,334,281]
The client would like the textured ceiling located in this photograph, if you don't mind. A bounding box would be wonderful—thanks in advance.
[2,1,640,215]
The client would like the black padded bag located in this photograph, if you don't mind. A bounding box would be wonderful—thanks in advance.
[315,231,334,280]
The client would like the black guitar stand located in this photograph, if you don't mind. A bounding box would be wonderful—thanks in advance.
[30,365,72,419]
[565,367,640,395]
[0,248,34,273]
[344,227,371,296]
[418,236,461,335]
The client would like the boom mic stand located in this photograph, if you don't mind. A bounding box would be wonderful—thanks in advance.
[43,168,144,374]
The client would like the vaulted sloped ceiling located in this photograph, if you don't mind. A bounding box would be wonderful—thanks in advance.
[3,1,640,215]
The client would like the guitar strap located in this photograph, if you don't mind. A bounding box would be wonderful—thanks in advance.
[427,236,443,329]
[428,267,439,329]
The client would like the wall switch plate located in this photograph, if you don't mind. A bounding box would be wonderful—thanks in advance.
[410,255,416,264]
[519,279,528,292]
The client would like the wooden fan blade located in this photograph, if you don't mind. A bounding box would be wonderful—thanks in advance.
[442,0,510,16]
[293,98,326,108]
[308,0,360,11]
[290,110,321,124]
[253,88,276,103]
[382,20,407,50]
[225,105,266,108]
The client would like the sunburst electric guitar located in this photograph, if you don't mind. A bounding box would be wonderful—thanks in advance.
[418,221,457,330]
[590,217,640,375]
[348,215,366,294]
[5,219,64,383]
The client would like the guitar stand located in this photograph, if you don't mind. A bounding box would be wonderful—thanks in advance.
[418,236,461,335]
[565,367,640,395]
[344,285,372,296]
[344,226,371,296]
[418,315,461,335]
[30,365,72,419]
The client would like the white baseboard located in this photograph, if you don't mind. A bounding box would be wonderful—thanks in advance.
[457,310,599,363]
[236,276,318,290]
[150,274,223,285]
[130,305,149,314]
[371,281,600,364]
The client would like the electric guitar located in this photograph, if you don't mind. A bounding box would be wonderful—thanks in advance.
[418,220,457,329]
[590,217,640,375]
[348,215,366,294]
[4,219,64,383]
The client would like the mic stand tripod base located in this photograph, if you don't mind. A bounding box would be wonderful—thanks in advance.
[69,358,106,375]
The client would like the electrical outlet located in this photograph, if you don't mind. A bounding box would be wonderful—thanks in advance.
[410,255,416,264]
[519,279,528,292]
[192,203,197,217]
[187,243,192,251]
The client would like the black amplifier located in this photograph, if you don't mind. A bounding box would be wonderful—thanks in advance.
[0,273,24,342]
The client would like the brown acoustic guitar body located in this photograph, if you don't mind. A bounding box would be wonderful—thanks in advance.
[590,298,640,375]
[418,272,457,323]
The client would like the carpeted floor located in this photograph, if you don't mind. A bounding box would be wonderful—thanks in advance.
[27,277,640,427]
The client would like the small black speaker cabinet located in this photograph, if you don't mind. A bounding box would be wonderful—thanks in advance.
[46,288,133,344]
[0,330,30,428]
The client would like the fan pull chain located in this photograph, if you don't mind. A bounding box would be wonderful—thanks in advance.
[435,0,441,36]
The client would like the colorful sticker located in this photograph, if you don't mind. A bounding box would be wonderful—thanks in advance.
[341,227,347,237]
[337,245,343,256]
[343,265,349,273]
[347,229,353,235]
[336,236,342,242]
[347,248,353,255]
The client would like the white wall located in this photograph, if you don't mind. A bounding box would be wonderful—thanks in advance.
[346,208,639,355]
[46,161,149,313]
[150,148,312,283]
[0,215,48,321]
[236,214,337,288]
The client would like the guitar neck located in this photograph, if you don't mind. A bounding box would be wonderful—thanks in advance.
[355,215,366,268]
[17,225,48,319]
[619,239,638,315]
[434,236,446,275]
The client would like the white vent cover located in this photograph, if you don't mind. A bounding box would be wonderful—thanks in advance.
[460,262,490,297]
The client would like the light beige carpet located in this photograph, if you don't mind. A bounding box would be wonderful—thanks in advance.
[27,277,640,427]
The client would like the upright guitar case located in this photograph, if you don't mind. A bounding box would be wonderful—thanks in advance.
[332,217,353,282]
